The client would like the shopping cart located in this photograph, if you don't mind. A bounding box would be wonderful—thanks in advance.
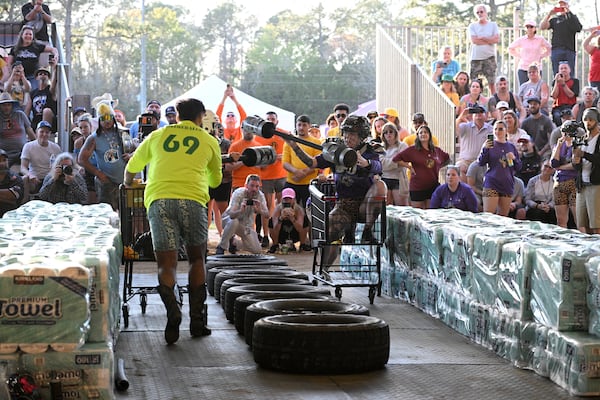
[119,184,185,327]
[309,180,385,304]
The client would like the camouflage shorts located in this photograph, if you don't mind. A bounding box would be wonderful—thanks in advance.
[470,56,497,85]
[147,199,208,252]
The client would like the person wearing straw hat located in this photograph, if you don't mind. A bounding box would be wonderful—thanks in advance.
[0,92,35,173]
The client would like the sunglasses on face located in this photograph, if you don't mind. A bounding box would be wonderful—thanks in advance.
[226,113,235,118]
[335,113,347,119]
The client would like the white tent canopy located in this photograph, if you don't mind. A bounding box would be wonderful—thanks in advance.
[162,75,296,132]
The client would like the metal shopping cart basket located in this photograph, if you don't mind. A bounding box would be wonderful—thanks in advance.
[309,180,386,304]
[119,184,186,327]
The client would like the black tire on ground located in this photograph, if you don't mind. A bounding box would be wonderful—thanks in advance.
[206,254,280,262]
[234,292,334,336]
[219,277,311,310]
[215,269,308,304]
[224,284,331,322]
[244,299,370,346]
[206,259,288,270]
[252,314,390,374]
[206,265,293,297]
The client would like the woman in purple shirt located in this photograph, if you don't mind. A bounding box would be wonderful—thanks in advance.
[550,129,578,227]
[430,165,479,212]
[478,120,522,216]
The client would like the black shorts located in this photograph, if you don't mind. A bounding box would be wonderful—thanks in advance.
[409,185,439,202]
[382,177,399,190]
[209,181,232,202]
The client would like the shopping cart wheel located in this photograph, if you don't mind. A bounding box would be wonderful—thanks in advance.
[335,287,342,300]
[140,293,147,314]
[311,278,318,286]
[122,303,129,328]
[369,286,376,304]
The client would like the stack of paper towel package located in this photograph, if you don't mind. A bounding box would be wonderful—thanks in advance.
[380,206,600,396]
[0,201,121,399]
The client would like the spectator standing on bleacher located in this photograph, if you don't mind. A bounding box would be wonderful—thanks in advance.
[326,103,350,138]
[7,25,57,91]
[572,87,599,123]
[216,85,246,143]
[22,0,52,43]
[487,76,526,124]
[78,101,131,210]
[540,0,582,76]
[28,63,56,131]
[0,92,35,173]
[583,29,600,91]
[468,4,499,95]
[521,97,555,159]
[508,20,552,86]
[550,61,579,127]
[431,45,460,85]
[454,105,491,183]
[73,113,98,204]
[4,62,31,112]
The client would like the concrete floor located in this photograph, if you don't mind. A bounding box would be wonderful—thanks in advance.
[113,251,574,400]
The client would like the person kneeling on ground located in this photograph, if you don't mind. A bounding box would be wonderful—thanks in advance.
[216,174,269,255]
[268,187,309,253]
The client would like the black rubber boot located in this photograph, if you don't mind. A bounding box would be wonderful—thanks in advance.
[189,284,211,337]
[157,284,182,344]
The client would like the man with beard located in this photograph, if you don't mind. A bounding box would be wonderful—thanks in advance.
[0,149,24,215]
[0,92,35,173]
[521,96,555,159]
[572,107,600,234]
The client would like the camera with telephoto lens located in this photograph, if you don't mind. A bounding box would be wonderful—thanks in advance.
[321,137,357,168]
[61,165,73,176]
[561,120,586,147]
[138,112,156,140]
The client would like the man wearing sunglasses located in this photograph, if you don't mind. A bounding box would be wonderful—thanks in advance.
[326,103,350,138]
[216,84,247,143]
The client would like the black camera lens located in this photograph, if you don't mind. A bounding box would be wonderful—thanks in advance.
[61,165,73,175]
[246,199,254,206]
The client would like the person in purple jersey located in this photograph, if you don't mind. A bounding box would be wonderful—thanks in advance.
[430,165,478,212]
[478,119,522,216]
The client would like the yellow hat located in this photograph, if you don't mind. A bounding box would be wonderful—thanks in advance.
[96,101,115,121]
[383,107,399,118]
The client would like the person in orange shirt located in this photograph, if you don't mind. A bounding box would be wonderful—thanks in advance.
[254,111,288,248]
[216,84,247,143]
[228,124,262,191]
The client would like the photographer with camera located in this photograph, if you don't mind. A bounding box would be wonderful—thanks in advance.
[216,174,268,255]
[550,62,579,127]
[431,45,460,84]
[38,152,87,204]
[267,187,308,254]
[572,107,600,234]
[550,120,579,228]
[129,100,167,140]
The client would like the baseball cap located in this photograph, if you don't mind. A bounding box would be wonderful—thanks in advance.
[561,109,573,117]
[282,188,296,199]
[165,106,176,115]
[37,120,52,130]
[524,20,537,27]
[496,101,510,110]
[527,96,541,104]
[0,149,7,158]
[383,107,399,118]
[35,65,51,76]
[441,74,454,82]
[70,126,82,137]
[147,99,161,107]
[73,106,87,114]
[517,132,531,143]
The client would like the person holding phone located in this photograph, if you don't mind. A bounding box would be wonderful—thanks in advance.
[540,0,582,76]
[454,105,492,182]
[431,45,460,84]
[216,174,269,255]
[478,120,522,216]
[267,187,308,253]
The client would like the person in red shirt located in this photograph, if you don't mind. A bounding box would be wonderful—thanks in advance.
[216,84,246,143]
[583,29,600,91]
[550,61,579,126]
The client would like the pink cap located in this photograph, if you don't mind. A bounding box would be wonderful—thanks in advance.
[524,20,536,27]
[282,188,296,199]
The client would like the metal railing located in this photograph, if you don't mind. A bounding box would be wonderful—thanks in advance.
[51,22,71,152]
[376,26,457,160]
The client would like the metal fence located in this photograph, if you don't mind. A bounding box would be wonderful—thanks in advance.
[376,26,457,160]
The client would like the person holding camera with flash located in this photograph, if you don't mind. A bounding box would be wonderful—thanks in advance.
[38,152,87,204]
[216,174,269,255]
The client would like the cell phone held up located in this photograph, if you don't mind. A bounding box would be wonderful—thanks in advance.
[553,6,565,13]
[246,199,254,206]
[487,134,494,144]
[437,61,447,69]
